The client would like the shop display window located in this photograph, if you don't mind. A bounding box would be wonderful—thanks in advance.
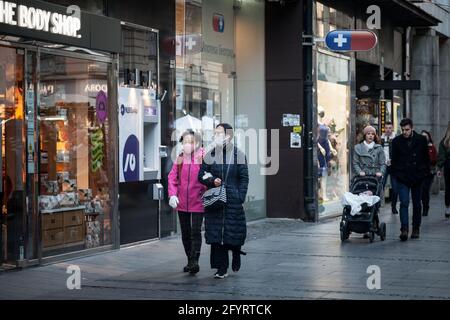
[316,51,351,216]
[38,54,113,256]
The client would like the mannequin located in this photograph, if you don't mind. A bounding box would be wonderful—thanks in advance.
[317,107,333,202]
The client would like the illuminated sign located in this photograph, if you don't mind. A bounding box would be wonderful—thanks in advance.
[0,1,81,38]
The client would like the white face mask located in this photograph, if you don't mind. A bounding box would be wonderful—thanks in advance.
[214,135,226,146]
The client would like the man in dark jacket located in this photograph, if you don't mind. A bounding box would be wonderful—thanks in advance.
[199,123,249,279]
[391,118,430,241]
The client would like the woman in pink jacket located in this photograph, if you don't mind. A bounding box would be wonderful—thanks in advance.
[168,130,206,274]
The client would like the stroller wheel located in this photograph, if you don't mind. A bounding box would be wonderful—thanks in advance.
[369,231,375,243]
[379,223,387,241]
[340,221,349,242]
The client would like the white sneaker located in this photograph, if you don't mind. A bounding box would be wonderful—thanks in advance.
[214,271,228,279]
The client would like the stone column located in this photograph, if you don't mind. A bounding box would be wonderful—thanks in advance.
[411,29,440,135]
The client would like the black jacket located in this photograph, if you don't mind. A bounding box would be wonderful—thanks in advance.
[198,144,249,246]
[391,131,430,187]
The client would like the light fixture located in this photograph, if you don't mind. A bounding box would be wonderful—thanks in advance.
[360,85,370,92]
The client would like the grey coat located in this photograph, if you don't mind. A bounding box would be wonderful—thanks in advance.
[353,143,387,178]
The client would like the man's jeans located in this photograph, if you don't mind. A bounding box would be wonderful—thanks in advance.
[392,177,423,229]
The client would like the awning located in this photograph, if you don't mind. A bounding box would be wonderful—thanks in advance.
[318,0,441,27]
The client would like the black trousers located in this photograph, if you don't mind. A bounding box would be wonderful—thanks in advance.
[445,164,450,207]
[421,173,435,211]
[384,170,398,209]
[178,212,204,261]
[210,243,241,271]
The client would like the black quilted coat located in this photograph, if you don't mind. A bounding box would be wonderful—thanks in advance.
[198,144,249,246]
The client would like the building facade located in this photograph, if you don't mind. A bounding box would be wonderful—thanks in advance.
[0,0,444,270]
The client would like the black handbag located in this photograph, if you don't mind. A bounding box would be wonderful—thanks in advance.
[202,162,231,211]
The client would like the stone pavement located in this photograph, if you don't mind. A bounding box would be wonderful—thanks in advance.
[1,193,450,300]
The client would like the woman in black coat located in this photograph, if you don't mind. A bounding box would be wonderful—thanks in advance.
[198,123,249,279]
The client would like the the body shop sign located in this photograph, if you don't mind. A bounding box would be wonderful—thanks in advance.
[0,0,122,52]
[0,1,81,38]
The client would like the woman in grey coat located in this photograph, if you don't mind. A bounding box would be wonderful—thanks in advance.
[353,125,387,179]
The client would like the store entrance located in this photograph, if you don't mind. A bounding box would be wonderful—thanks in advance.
[1,41,118,268]
[0,46,25,268]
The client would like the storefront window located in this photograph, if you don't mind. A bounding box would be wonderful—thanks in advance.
[175,0,266,221]
[175,0,234,145]
[38,54,114,257]
[0,46,25,265]
[316,50,351,217]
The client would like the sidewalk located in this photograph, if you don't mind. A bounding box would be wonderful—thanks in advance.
[1,193,450,300]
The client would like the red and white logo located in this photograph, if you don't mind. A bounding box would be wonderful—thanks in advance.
[213,14,225,33]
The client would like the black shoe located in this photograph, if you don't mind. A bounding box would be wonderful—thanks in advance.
[189,259,200,275]
[363,233,370,239]
[446,214,450,219]
[422,208,429,217]
[214,269,228,279]
[392,208,399,215]
[183,257,192,272]
[399,228,408,242]
[411,227,420,239]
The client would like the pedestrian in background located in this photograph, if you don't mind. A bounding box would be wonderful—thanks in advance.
[391,119,430,241]
[353,125,386,179]
[437,121,450,218]
[168,130,206,274]
[420,130,438,217]
[199,123,249,279]
[381,122,398,214]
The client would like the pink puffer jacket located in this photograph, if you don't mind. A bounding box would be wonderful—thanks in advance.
[168,148,206,213]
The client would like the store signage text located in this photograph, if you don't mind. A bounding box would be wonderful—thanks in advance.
[40,84,54,96]
[85,83,108,93]
[0,1,81,38]
[202,42,234,58]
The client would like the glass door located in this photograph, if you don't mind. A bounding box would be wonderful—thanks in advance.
[0,46,26,268]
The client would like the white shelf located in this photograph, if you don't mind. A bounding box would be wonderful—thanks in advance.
[41,206,86,214]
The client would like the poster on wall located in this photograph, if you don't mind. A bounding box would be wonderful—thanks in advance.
[283,114,300,127]
[290,132,302,149]
[118,87,146,183]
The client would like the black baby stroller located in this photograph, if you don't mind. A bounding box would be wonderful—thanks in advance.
[340,175,387,243]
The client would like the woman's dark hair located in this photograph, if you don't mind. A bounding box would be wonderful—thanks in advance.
[216,123,234,137]
[421,130,433,144]
[179,129,196,143]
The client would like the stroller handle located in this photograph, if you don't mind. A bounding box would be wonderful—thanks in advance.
[351,174,383,183]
